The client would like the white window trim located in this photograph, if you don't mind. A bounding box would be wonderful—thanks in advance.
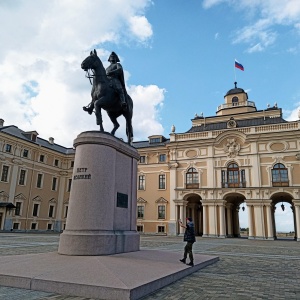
[138,173,146,191]
[48,204,56,218]
[14,201,23,216]
[0,164,10,183]
[36,173,44,189]
[32,203,40,217]
[30,222,38,230]
[157,225,166,234]
[51,176,58,191]
[158,172,167,190]
[18,168,28,186]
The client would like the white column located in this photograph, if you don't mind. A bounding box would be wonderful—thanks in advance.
[293,200,300,241]
[253,204,265,238]
[219,204,226,237]
[202,204,208,237]
[266,204,274,239]
[234,208,240,237]
[180,204,185,234]
[247,204,254,238]
[226,204,233,237]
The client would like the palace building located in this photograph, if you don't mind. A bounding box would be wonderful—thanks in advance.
[1,83,300,240]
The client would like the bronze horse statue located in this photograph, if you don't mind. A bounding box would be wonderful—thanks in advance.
[81,50,133,144]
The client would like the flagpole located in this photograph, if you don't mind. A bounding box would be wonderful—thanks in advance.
[234,59,237,83]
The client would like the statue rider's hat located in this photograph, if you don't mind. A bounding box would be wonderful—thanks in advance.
[108,52,120,62]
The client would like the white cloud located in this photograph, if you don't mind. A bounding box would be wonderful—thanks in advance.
[0,0,165,147]
[203,0,300,51]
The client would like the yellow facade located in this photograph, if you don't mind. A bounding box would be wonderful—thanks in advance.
[1,83,300,241]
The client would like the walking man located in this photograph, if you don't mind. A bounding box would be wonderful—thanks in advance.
[179,217,196,267]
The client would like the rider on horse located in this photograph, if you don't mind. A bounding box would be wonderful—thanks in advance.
[106,52,127,110]
[84,51,127,114]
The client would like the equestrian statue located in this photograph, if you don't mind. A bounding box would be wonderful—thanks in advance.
[81,49,133,144]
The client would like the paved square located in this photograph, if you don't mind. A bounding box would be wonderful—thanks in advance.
[0,233,299,299]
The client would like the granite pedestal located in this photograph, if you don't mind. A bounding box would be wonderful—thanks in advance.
[58,131,140,255]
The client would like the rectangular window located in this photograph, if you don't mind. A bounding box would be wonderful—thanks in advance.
[221,170,226,188]
[36,174,43,188]
[137,206,144,218]
[13,223,20,230]
[71,161,74,168]
[54,159,59,167]
[158,205,166,219]
[159,174,166,189]
[1,165,9,182]
[39,155,44,162]
[138,175,145,190]
[137,225,143,232]
[31,223,37,230]
[33,203,39,217]
[240,169,246,187]
[22,149,29,158]
[158,226,165,233]
[139,156,146,163]
[150,137,161,144]
[67,179,72,192]
[15,202,22,216]
[64,206,68,218]
[19,169,26,185]
[48,205,54,218]
[159,154,166,162]
[47,223,53,230]
[52,177,57,191]
[5,144,12,152]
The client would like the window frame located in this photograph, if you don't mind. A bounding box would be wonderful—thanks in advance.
[158,205,166,219]
[19,169,27,186]
[1,165,10,182]
[32,203,39,217]
[51,177,58,191]
[159,154,166,162]
[36,173,43,188]
[137,205,144,219]
[185,167,199,189]
[5,144,12,153]
[138,175,145,190]
[158,174,166,190]
[271,163,289,187]
[15,202,22,216]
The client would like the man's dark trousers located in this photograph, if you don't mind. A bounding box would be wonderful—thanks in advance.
[183,242,194,262]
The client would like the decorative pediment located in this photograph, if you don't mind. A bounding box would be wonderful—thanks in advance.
[155,197,168,204]
[49,198,57,203]
[223,138,241,158]
[137,197,147,203]
[32,195,42,202]
[14,193,26,201]
[0,191,9,202]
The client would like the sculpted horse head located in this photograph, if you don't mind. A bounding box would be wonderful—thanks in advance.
[81,49,134,144]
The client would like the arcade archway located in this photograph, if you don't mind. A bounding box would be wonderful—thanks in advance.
[184,193,203,236]
[224,193,246,238]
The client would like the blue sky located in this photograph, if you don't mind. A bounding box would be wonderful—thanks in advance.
[0,0,299,232]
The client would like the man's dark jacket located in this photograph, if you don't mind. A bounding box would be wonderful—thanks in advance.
[184,222,196,243]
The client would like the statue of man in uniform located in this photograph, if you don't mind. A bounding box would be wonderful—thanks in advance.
[105,52,127,109]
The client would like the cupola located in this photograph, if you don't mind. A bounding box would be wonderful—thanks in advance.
[216,82,257,116]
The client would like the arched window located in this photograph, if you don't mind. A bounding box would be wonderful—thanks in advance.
[272,163,289,187]
[232,96,239,106]
[186,167,199,189]
[221,163,246,188]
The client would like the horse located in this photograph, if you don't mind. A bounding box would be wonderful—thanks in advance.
[81,49,133,144]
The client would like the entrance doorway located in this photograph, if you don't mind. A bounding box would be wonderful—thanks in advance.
[224,193,246,238]
[272,193,296,240]
[185,194,203,236]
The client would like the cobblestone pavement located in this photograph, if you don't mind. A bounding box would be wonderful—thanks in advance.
[0,233,299,299]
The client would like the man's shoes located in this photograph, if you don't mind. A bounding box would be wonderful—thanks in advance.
[187,262,194,267]
[179,259,186,264]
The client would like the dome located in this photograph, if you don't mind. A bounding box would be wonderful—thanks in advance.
[225,82,245,97]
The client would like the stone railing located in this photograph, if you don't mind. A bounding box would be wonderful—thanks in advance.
[217,100,256,111]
